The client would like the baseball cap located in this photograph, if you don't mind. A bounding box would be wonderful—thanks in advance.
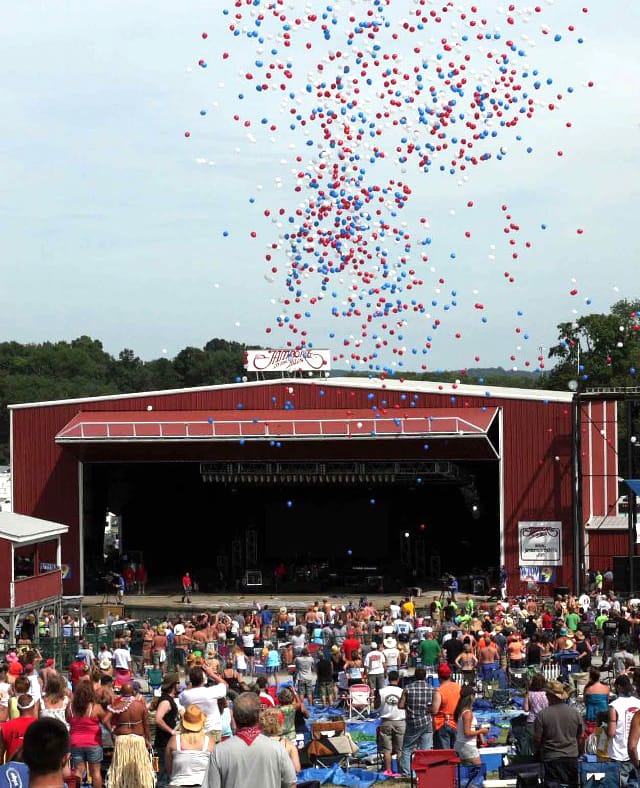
[437,663,452,679]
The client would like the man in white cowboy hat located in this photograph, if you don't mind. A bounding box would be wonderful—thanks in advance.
[383,636,400,672]
[534,680,582,787]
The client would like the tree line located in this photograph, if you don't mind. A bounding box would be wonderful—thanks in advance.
[0,299,637,464]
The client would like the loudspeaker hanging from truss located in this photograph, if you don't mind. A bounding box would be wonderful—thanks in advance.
[400,533,411,567]
[414,536,426,578]
[245,530,258,566]
[231,539,243,579]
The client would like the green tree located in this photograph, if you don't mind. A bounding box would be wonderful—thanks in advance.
[546,299,640,389]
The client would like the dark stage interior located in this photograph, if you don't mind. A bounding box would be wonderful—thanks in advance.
[82,461,500,594]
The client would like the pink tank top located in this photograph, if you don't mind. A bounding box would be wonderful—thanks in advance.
[69,705,101,747]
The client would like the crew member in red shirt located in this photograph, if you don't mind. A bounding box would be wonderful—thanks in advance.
[181,572,193,604]
[135,563,147,594]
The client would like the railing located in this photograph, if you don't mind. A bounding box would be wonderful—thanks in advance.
[13,571,62,607]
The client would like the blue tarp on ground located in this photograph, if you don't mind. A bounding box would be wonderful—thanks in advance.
[297,766,391,786]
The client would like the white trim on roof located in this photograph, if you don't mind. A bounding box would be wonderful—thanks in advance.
[8,375,573,410]
[0,512,69,544]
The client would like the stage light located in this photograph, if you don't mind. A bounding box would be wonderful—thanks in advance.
[404,532,410,538]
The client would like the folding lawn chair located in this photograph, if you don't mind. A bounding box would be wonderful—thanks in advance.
[307,719,358,770]
[146,667,163,696]
[347,683,372,721]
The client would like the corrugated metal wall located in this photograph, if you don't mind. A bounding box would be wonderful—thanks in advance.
[11,382,574,594]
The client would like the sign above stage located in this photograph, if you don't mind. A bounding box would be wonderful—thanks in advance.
[244,348,331,373]
[518,521,562,566]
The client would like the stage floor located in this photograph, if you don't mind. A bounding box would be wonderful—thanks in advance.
[81,587,461,617]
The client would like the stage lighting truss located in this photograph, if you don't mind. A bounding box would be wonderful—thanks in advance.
[200,460,471,486]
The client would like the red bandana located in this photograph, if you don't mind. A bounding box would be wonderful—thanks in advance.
[236,725,262,746]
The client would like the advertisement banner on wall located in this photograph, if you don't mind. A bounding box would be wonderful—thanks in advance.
[518,522,562,566]
[519,566,556,584]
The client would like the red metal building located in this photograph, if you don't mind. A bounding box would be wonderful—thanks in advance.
[7,377,616,596]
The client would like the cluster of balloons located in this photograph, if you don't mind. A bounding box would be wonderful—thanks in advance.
[190,1,604,379]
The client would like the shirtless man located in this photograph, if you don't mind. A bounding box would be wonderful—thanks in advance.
[478,636,501,681]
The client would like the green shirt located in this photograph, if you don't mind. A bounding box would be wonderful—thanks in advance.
[565,612,580,632]
[595,614,608,630]
[419,638,441,666]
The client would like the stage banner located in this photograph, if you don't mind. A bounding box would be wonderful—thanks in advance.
[518,521,562,566]
[519,566,556,584]
[244,348,331,373]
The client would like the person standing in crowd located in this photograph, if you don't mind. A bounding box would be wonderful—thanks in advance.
[534,680,582,787]
[107,682,153,788]
[165,705,215,787]
[40,673,70,728]
[583,668,611,728]
[0,694,38,762]
[376,670,405,777]
[179,666,227,743]
[294,647,316,707]
[364,642,386,694]
[206,692,297,788]
[155,672,181,788]
[454,686,490,766]
[316,651,335,707]
[606,674,639,786]
[398,667,433,776]
[0,717,73,787]
[259,707,301,775]
[432,663,462,749]
[418,632,441,668]
[112,637,133,687]
[68,680,109,788]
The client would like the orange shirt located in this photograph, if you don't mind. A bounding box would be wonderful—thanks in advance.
[433,681,461,730]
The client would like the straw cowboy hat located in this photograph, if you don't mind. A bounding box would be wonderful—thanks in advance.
[182,705,207,732]
[545,680,569,701]
[173,624,185,636]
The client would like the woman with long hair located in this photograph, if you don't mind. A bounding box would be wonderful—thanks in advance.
[583,668,610,730]
[523,673,548,725]
[454,686,490,765]
[67,680,110,788]
[40,673,70,728]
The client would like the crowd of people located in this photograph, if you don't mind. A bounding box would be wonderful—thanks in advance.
[1,586,640,785]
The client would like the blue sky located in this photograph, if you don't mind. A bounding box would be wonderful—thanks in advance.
[0,1,638,375]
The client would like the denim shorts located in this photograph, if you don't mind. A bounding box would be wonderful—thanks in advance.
[71,745,103,765]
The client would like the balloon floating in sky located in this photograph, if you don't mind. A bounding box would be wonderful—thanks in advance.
[188,2,619,380]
